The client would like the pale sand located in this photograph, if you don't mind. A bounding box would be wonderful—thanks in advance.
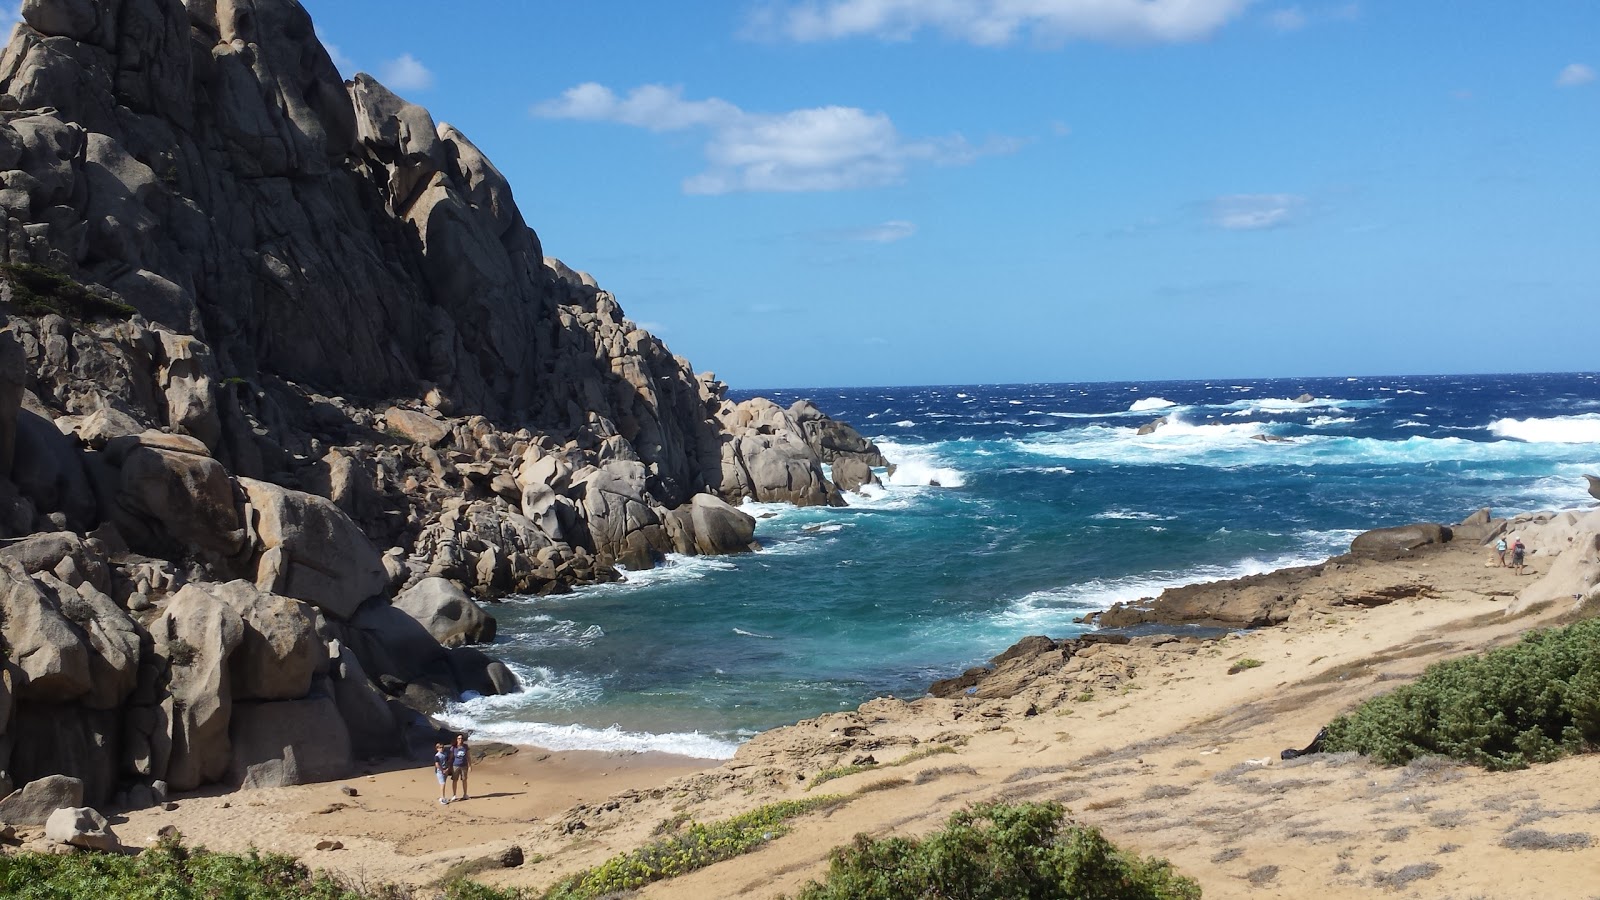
[118,540,1600,898]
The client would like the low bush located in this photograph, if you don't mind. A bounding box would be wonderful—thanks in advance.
[0,838,385,900]
[1322,618,1600,770]
[790,801,1201,900]
[543,795,848,899]
[0,263,135,321]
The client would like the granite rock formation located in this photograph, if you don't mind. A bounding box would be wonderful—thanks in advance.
[0,0,887,813]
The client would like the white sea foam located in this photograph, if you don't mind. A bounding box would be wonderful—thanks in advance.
[436,717,739,759]
[1129,397,1178,412]
[874,440,968,487]
[571,553,739,598]
[733,627,776,639]
[990,545,1345,633]
[893,420,916,427]
[1090,509,1176,521]
[1308,415,1355,426]
[1488,414,1600,444]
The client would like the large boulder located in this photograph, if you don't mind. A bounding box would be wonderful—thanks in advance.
[238,478,387,619]
[383,407,452,446]
[0,774,83,826]
[574,460,668,570]
[1349,523,1452,558]
[212,581,325,701]
[0,563,91,701]
[230,695,353,789]
[12,409,97,529]
[113,439,246,561]
[391,577,495,647]
[327,640,401,759]
[830,456,877,493]
[44,805,117,851]
[7,705,119,808]
[789,400,888,466]
[0,531,112,594]
[662,493,758,557]
[154,585,245,791]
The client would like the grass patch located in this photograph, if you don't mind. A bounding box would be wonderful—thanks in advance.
[789,801,1200,900]
[0,263,135,321]
[1323,617,1600,770]
[543,795,848,899]
[914,764,977,785]
[808,764,873,789]
[1498,829,1594,851]
[1227,658,1264,675]
[891,744,956,765]
[857,777,910,794]
[1370,862,1441,889]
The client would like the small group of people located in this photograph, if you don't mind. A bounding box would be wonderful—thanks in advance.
[1494,536,1527,574]
[433,734,471,804]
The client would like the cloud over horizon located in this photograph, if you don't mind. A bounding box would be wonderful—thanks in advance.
[1556,63,1595,87]
[534,83,1016,194]
[1209,193,1306,230]
[379,53,435,91]
[746,0,1256,46]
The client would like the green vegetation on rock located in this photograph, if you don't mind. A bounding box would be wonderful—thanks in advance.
[0,263,135,321]
[542,795,850,900]
[789,801,1200,900]
[1323,617,1600,770]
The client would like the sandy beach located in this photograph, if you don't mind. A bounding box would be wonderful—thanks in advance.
[78,532,1600,898]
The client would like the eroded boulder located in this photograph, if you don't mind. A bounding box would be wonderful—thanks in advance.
[391,577,495,647]
[0,774,83,826]
[239,478,387,619]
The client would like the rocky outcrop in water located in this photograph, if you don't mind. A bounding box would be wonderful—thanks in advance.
[0,0,887,813]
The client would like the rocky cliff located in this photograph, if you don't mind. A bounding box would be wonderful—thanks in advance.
[0,0,887,813]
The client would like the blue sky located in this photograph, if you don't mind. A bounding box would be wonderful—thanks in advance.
[313,3,1593,387]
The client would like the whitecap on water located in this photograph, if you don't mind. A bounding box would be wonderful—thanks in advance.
[1488,414,1600,444]
[873,439,968,487]
[1129,397,1178,412]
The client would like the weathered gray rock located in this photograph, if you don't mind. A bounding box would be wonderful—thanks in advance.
[663,493,758,557]
[238,478,387,619]
[0,563,91,701]
[213,581,324,701]
[114,442,245,561]
[44,805,117,851]
[789,400,888,466]
[383,407,452,447]
[0,531,111,594]
[230,695,353,789]
[830,457,877,493]
[0,774,83,826]
[1350,523,1452,557]
[327,640,400,759]
[391,577,495,647]
[1586,475,1600,503]
[154,585,245,791]
[1136,417,1168,436]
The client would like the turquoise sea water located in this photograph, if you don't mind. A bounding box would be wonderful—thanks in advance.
[442,373,1600,758]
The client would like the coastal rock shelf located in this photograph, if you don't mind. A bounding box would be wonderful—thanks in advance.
[0,0,887,816]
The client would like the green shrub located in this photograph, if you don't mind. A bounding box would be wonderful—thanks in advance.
[790,801,1200,900]
[0,263,135,321]
[1323,618,1600,770]
[542,795,848,899]
[0,838,375,899]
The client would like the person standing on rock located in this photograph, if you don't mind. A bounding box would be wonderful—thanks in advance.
[434,742,453,805]
[1512,539,1527,575]
[450,734,471,802]
[1495,537,1508,567]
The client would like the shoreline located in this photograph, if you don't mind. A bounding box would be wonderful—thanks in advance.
[16,506,1600,898]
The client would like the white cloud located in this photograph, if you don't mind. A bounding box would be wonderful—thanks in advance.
[535,83,1015,194]
[749,0,1256,46]
[316,27,356,76]
[1267,6,1306,31]
[379,53,435,92]
[822,220,918,242]
[1209,193,1305,230]
[1265,3,1357,32]
[1556,63,1595,88]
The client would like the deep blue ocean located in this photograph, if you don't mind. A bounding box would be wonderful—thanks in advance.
[443,373,1600,758]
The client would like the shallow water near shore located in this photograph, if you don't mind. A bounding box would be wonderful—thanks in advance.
[442,372,1600,757]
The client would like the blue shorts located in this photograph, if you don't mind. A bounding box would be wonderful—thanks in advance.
[436,769,448,785]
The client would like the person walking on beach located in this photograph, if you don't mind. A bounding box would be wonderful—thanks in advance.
[434,742,452,805]
[1495,537,1508,567]
[1512,539,1527,575]
[450,734,471,801]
